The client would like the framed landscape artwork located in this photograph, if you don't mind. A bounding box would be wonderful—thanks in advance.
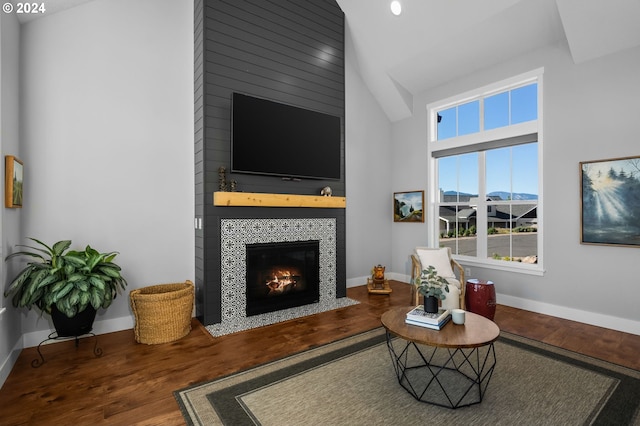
[393,190,424,222]
[5,155,23,208]
[580,155,640,247]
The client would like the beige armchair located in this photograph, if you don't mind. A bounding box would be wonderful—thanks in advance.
[410,247,465,310]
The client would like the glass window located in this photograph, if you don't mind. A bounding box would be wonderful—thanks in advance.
[511,83,537,124]
[430,71,542,273]
[438,153,478,256]
[484,92,509,130]
[437,101,480,140]
[458,101,479,136]
[485,143,538,261]
[437,107,456,140]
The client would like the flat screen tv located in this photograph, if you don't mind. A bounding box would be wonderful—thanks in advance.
[231,93,341,180]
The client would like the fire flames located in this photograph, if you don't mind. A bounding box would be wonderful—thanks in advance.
[265,269,297,294]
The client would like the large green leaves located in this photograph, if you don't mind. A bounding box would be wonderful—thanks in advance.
[415,265,450,301]
[51,240,72,256]
[63,253,87,269]
[4,265,39,298]
[89,286,106,310]
[4,238,127,316]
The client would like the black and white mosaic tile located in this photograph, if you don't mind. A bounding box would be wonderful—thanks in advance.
[206,218,358,337]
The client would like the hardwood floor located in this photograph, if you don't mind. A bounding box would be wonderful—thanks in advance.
[0,280,638,425]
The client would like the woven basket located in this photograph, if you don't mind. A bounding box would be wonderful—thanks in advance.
[130,280,194,344]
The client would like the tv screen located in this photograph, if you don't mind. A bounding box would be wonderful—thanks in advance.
[231,93,341,180]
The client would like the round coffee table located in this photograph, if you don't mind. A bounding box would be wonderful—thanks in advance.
[381,306,500,409]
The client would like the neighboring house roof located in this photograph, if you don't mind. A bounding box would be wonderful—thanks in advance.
[439,206,476,224]
[491,204,537,220]
[439,204,537,224]
[469,195,504,205]
[458,208,477,219]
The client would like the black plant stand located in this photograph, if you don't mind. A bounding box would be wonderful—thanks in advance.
[32,331,103,368]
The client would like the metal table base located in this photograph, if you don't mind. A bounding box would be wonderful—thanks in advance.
[385,331,496,409]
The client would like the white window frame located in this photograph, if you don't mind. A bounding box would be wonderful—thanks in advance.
[427,68,544,276]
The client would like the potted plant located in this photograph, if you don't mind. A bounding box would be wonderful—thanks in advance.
[414,265,449,313]
[4,238,127,337]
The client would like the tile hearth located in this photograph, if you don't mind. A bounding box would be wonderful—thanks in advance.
[206,218,357,337]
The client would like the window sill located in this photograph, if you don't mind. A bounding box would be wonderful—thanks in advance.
[455,256,544,276]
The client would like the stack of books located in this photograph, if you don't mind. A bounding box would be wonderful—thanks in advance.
[405,306,451,330]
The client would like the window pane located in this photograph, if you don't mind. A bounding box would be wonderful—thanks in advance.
[438,156,458,196]
[438,153,478,259]
[484,92,509,130]
[511,83,537,124]
[438,153,478,199]
[485,144,538,199]
[458,100,479,136]
[485,147,511,198]
[437,107,456,140]
[458,153,478,196]
[487,203,538,262]
[512,142,538,197]
[487,204,511,259]
[512,224,538,262]
[439,205,477,257]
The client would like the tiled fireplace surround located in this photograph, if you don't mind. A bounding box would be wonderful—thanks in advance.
[206,216,356,336]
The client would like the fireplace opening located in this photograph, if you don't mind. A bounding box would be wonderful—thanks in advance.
[246,240,320,317]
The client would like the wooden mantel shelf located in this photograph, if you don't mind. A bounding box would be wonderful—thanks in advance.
[214,192,346,208]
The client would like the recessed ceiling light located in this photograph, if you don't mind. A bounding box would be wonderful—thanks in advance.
[390,1,402,16]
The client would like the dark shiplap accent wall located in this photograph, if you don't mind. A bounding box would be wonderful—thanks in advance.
[196,0,345,325]
[194,0,205,319]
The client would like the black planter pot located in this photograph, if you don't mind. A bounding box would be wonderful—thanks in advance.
[424,296,439,313]
[51,306,97,337]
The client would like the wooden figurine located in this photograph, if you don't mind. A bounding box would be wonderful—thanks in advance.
[367,264,392,294]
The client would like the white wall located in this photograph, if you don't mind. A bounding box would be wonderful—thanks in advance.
[344,25,393,286]
[390,114,428,277]
[0,9,23,389]
[16,0,194,345]
[391,39,640,334]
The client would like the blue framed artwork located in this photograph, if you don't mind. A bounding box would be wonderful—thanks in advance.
[580,155,640,247]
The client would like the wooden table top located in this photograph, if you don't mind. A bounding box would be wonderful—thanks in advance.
[381,306,500,349]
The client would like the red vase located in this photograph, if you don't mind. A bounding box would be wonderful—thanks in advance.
[465,279,496,320]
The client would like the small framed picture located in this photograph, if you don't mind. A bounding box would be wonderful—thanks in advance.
[580,155,640,247]
[394,190,424,222]
[5,155,23,208]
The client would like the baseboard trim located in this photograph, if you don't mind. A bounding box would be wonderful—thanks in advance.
[346,272,406,289]
[497,294,640,336]
[15,278,640,348]
[22,315,135,349]
[0,338,22,390]
[349,274,639,336]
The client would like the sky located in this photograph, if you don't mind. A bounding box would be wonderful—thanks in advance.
[394,191,423,210]
[438,144,539,197]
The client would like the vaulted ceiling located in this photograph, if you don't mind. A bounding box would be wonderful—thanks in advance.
[336,0,640,121]
[12,0,640,122]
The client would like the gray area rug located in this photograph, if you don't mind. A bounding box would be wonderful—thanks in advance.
[175,328,640,426]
